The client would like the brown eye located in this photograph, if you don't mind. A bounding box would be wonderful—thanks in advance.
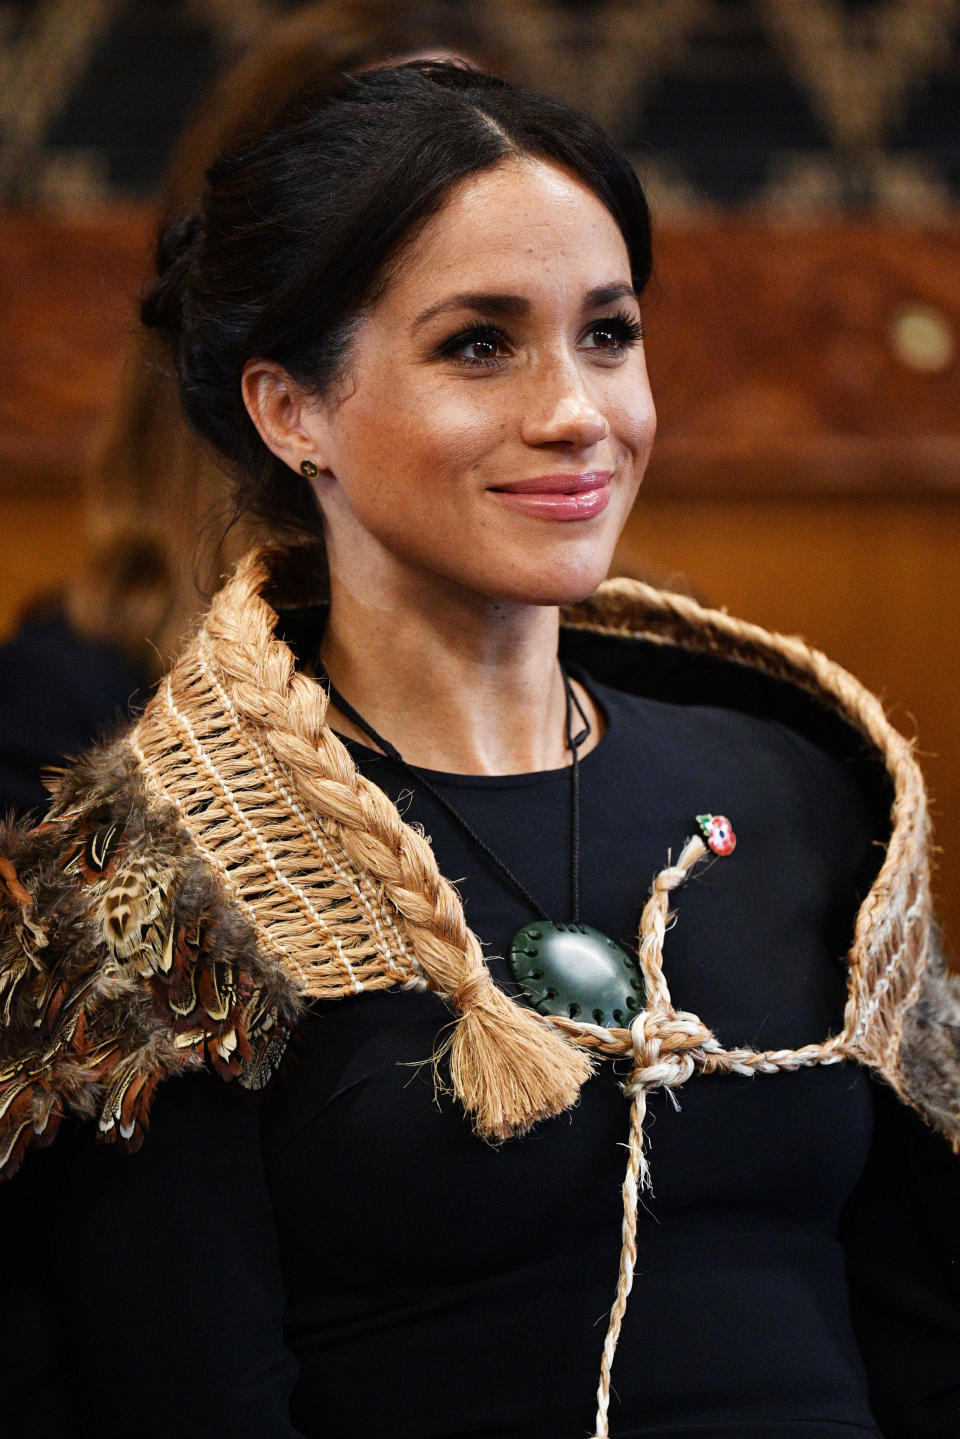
[583,323,620,350]
[581,311,644,354]
[438,323,511,368]
[460,334,504,361]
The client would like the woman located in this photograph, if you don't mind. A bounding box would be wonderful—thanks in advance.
[0,62,957,1439]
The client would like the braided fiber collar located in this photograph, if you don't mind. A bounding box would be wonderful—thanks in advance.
[0,544,957,1189]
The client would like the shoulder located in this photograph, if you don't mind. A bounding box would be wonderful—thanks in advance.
[590,670,885,849]
[0,734,300,1181]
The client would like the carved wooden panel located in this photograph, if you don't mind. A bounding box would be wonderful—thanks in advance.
[0,207,153,491]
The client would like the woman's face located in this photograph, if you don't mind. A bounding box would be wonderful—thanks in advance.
[291,157,655,608]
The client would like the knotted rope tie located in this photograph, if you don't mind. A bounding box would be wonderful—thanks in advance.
[592,835,711,1439]
[587,833,854,1438]
[449,966,493,1012]
[591,1008,716,1438]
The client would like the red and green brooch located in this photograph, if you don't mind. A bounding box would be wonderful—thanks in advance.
[697,813,737,856]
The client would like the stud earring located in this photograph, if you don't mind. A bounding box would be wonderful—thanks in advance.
[299,459,319,479]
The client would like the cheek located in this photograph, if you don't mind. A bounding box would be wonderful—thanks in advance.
[610,384,657,464]
[327,388,510,547]
[364,379,513,481]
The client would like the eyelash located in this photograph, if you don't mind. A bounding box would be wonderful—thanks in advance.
[437,309,645,369]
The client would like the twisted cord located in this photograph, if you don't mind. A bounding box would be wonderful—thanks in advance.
[593,1087,649,1439]
[592,835,707,1436]
[129,545,931,1149]
[201,552,497,984]
[637,834,707,1011]
[563,577,931,1076]
[586,820,864,1436]
[137,549,594,1138]
[122,546,934,1437]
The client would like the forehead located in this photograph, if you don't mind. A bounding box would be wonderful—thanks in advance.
[381,158,632,315]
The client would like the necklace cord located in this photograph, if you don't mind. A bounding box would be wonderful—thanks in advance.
[318,662,591,927]
[561,666,589,924]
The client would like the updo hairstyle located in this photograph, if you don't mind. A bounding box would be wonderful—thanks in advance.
[141,61,653,542]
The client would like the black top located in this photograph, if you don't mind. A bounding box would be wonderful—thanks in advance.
[3,667,959,1439]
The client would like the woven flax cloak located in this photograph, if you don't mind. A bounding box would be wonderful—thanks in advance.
[1,542,958,1184]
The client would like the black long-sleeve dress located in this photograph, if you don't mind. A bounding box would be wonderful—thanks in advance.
[3,667,958,1439]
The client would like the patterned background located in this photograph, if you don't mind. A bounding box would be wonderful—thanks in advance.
[0,0,958,216]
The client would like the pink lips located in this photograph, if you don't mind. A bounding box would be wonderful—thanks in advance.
[488,470,612,521]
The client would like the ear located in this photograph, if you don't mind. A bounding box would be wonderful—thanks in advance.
[241,359,333,478]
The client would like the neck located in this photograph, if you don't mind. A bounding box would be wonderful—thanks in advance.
[319,570,599,775]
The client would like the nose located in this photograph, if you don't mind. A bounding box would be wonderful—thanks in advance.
[519,362,609,450]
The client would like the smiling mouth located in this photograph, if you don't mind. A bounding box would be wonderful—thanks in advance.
[490,470,612,496]
[488,470,613,521]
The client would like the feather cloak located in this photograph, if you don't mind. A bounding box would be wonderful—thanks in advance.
[1,545,958,1180]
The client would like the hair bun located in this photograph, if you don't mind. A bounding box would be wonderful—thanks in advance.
[141,210,204,339]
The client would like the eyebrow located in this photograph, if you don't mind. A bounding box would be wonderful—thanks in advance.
[411,281,639,331]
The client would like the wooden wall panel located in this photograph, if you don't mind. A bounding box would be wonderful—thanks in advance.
[0,493,84,632]
[0,208,153,492]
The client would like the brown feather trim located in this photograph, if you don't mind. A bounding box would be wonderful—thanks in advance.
[0,742,301,1180]
[897,942,960,1152]
[0,544,952,1173]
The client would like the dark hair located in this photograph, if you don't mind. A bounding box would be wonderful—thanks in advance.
[142,61,653,540]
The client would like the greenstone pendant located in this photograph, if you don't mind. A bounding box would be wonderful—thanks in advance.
[508,921,645,1028]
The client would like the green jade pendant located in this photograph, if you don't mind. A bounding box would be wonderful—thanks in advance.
[508,921,645,1028]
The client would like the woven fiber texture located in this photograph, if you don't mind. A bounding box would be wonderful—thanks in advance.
[130,548,938,1125]
[561,580,934,1094]
[130,546,596,1143]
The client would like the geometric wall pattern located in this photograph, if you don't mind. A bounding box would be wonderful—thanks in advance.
[1,0,958,216]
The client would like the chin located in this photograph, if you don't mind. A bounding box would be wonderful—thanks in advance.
[486,553,615,609]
